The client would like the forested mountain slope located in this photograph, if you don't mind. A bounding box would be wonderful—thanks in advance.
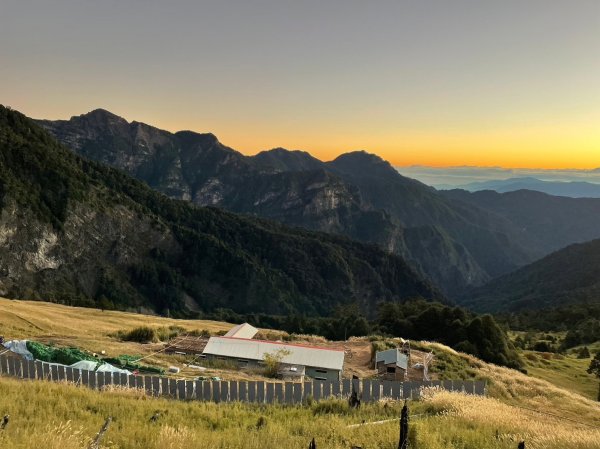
[0,105,442,316]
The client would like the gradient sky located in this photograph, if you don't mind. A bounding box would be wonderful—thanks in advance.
[1,0,599,168]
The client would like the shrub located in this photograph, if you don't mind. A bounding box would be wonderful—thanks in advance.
[120,326,157,343]
[577,346,591,359]
[188,329,211,338]
[312,398,350,415]
[524,353,538,362]
[255,416,267,429]
[532,341,554,353]
[262,348,291,378]
[156,325,185,341]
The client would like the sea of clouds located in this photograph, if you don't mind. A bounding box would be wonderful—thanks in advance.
[396,166,600,189]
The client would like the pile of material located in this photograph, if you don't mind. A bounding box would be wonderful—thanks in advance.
[26,341,98,366]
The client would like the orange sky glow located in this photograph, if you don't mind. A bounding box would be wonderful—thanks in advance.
[2,1,599,170]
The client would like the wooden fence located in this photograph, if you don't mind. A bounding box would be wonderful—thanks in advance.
[0,354,486,403]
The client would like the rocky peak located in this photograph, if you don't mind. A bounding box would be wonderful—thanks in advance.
[73,108,129,129]
[252,147,324,172]
[328,150,398,178]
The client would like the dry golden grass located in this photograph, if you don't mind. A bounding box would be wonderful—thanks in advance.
[417,340,600,429]
[418,388,600,449]
[522,350,598,400]
[1,373,599,449]
[0,297,232,373]
[1,298,599,448]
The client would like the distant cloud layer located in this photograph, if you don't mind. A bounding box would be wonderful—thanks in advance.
[397,166,600,189]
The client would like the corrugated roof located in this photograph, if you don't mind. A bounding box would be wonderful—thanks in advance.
[203,337,344,371]
[224,323,258,339]
[375,348,408,370]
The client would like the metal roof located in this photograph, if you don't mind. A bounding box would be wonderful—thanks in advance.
[375,348,408,370]
[224,323,258,339]
[203,337,344,371]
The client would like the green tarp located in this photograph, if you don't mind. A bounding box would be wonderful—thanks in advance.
[25,341,164,374]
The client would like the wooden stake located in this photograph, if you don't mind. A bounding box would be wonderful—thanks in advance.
[89,417,112,449]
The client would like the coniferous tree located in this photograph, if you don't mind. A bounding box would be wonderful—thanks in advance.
[587,352,600,401]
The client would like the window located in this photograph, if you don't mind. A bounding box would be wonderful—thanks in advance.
[386,366,396,373]
[315,376,327,381]
[315,369,327,374]
[237,359,249,366]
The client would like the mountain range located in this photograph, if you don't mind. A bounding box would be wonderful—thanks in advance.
[37,109,600,299]
[450,177,600,198]
[0,105,442,317]
[441,189,600,257]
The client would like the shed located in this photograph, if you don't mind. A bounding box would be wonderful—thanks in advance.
[375,348,408,381]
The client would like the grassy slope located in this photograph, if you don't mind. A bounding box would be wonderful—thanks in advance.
[521,350,598,400]
[1,299,599,448]
[1,349,599,449]
[0,298,232,375]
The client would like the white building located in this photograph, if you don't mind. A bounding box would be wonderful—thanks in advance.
[202,336,344,381]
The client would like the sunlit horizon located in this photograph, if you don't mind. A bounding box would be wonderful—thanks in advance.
[3,1,599,170]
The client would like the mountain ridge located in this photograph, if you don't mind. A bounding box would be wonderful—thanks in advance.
[37,108,600,299]
[451,176,600,198]
[460,238,600,313]
[1,105,443,317]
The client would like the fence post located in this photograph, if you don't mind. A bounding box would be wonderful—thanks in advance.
[274,383,283,403]
[229,381,238,402]
[285,382,293,404]
[220,381,229,402]
[266,382,274,404]
[212,380,221,403]
[398,401,409,449]
[88,417,112,449]
[239,381,248,402]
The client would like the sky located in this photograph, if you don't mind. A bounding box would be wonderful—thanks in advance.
[1,0,599,168]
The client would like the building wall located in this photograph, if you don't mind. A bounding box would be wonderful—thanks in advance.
[305,366,341,382]
[376,361,406,381]
[204,354,341,381]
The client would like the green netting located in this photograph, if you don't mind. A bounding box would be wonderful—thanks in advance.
[26,341,99,365]
[25,342,165,374]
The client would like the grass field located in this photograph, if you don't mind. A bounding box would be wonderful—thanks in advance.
[1,298,600,448]
[0,297,232,348]
[1,361,599,449]
[521,350,598,400]
[0,298,234,377]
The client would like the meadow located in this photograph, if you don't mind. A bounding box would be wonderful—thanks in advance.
[1,372,599,449]
[1,298,600,448]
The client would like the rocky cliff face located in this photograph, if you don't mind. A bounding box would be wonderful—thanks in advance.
[0,200,176,304]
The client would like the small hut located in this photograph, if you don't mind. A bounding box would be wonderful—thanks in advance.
[375,348,408,381]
